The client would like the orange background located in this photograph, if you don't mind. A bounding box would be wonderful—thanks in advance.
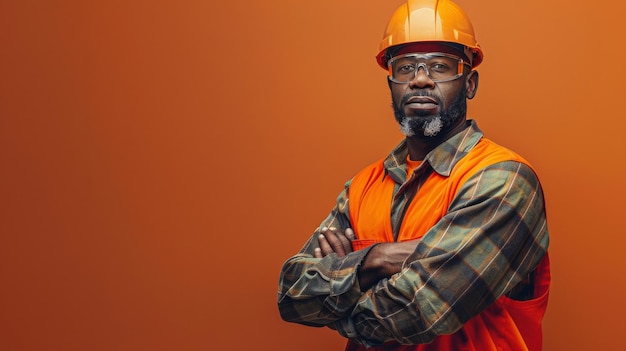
[0,1,624,350]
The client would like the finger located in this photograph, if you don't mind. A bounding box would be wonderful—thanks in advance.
[327,227,353,255]
[332,228,353,255]
[314,247,323,258]
[345,228,356,240]
[317,233,334,257]
[321,227,347,257]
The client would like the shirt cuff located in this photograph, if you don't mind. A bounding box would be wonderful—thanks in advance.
[326,245,379,345]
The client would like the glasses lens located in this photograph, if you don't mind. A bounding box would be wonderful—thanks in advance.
[389,53,463,83]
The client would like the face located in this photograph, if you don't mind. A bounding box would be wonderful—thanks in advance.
[389,54,478,138]
[392,82,467,137]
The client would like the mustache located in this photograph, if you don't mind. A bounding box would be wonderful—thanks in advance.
[400,92,442,105]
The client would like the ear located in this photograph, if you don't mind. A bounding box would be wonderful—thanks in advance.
[465,70,479,100]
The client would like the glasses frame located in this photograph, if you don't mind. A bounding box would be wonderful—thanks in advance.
[387,52,471,84]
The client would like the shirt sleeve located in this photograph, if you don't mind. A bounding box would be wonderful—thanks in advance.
[334,161,550,347]
[277,180,371,326]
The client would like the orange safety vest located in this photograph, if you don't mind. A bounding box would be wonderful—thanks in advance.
[346,138,550,351]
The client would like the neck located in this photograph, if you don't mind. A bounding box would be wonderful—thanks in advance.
[406,119,468,160]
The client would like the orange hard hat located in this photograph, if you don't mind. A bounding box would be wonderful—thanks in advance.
[376,0,483,69]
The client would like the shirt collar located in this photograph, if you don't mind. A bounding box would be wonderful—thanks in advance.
[383,120,484,182]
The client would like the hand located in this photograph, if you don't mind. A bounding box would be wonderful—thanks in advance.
[314,227,355,258]
[358,240,418,291]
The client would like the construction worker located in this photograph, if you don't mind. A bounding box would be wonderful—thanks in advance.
[277,0,550,350]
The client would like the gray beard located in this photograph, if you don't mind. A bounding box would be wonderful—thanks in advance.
[393,90,467,137]
[400,116,443,137]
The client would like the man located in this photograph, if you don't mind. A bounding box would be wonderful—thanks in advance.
[277,1,550,350]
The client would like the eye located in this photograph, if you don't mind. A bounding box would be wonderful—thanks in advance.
[396,64,416,75]
[429,62,450,73]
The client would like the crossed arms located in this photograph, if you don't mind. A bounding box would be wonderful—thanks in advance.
[277,162,549,347]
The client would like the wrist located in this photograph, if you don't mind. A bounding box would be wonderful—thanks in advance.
[357,244,393,291]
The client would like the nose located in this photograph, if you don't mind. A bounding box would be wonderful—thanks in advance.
[409,65,435,89]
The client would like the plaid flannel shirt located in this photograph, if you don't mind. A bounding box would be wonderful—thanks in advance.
[277,121,549,347]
